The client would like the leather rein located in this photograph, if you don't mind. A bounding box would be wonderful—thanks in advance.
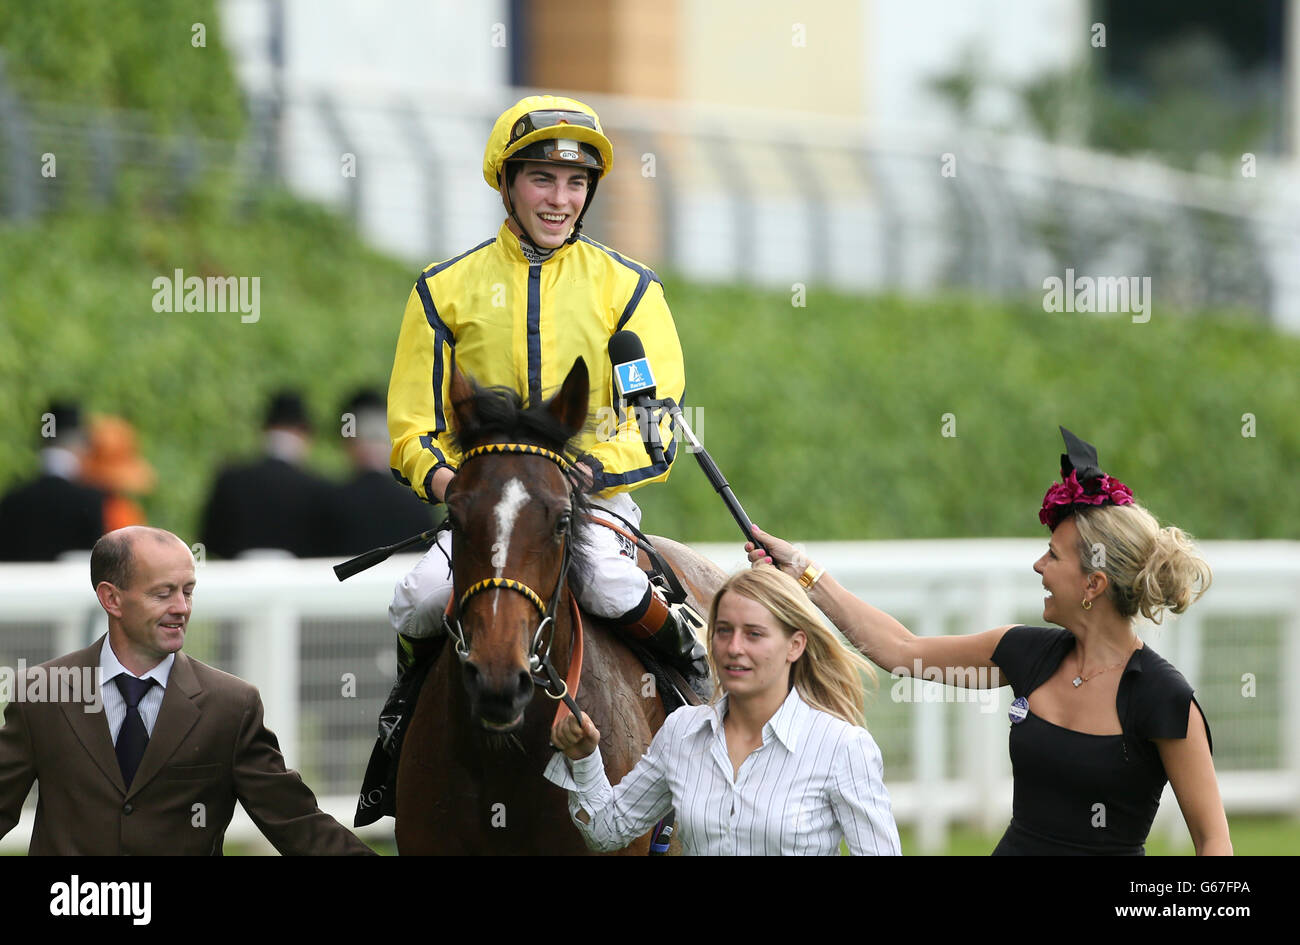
[440,443,584,727]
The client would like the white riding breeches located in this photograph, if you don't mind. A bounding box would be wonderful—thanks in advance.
[389,492,651,639]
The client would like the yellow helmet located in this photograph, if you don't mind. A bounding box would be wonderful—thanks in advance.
[482,95,614,192]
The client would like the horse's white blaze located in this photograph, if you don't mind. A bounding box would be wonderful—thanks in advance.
[491,478,530,616]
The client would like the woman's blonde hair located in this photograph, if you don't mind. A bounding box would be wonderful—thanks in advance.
[1069,502,1212,623]
[706,566,877,727]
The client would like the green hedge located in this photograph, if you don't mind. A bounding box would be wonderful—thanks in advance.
[1,205,1297,544]
[644,280,1299,541]
[0,0,243,139]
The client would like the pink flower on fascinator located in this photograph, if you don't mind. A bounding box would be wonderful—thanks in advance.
[1039,472,1134,526]
[1040,471,1085,525]
[1100,475,1134,506]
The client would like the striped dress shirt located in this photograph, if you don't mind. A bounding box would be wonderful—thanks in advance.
[99,637,173,741]
[543,687,901,855]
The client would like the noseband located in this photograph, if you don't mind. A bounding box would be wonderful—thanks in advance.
[442,443,583,722]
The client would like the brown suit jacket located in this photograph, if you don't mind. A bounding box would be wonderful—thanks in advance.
[0,638,373,855]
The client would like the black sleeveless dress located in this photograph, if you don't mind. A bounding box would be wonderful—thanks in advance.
[990,625,1212,855]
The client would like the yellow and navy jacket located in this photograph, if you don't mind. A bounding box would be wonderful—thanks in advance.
[388,222,683,501]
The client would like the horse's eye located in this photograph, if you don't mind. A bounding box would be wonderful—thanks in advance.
[555,513,571,536]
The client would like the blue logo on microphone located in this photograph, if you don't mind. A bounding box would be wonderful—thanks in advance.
[615,358,655,399]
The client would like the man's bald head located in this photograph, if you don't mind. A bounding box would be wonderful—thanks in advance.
[90,527,192,591]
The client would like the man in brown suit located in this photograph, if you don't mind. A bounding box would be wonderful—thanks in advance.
[0,526,373,855]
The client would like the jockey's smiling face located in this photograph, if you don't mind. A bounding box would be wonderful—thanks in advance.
[506,161,591,250]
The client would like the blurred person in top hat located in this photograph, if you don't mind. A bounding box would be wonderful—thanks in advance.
[199,390,334,559]
[80,415,157,532]
[329,388,436,556]
[0,400,107,561]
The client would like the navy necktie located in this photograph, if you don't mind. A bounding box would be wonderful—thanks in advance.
[114,675,155,788]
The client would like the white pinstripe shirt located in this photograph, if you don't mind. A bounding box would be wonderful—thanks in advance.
[99,637,173,742]
[543,687,901,855]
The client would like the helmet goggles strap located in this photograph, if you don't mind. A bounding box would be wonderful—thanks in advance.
[506,109,599,147]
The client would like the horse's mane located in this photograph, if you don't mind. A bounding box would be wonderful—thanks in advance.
[451,381,596,581]
[451,383,587,460]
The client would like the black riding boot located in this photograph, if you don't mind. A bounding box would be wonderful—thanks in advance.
[397,632,442,678]
[356,631,446,826]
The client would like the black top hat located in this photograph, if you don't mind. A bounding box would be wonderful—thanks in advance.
[264,391,312,431]
[42,400,85,445]
[341,388,386,417]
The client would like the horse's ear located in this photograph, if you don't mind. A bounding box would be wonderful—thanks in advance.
[548,357,589,437]
[448,363,476,434]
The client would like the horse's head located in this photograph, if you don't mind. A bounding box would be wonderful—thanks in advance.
[444,357,590,731]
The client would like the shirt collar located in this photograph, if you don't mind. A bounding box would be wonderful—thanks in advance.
[264,429,308,464]
[39,446,81,480]
[766,687,813,752]
[692,687,813,753]
[497,221,578,265]
[100,636,174,689]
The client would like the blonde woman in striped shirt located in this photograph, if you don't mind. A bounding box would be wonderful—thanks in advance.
[545,566,901,855]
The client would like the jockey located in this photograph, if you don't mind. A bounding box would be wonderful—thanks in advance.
[385,95,710,700]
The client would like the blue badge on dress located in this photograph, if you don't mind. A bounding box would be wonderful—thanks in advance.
[1009,696,1028,724]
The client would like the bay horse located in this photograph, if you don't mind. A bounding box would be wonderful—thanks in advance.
[395,357,725,854]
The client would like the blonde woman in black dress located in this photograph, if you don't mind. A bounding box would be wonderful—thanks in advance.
[747,428,1232,855]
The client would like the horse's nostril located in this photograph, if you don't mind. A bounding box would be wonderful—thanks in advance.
[462,661,531,710]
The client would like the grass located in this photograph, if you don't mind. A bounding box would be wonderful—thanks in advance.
[215,815,1298,855]
[895,815,1300,856]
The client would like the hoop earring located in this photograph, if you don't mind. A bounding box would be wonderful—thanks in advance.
[1081,598,1092,611]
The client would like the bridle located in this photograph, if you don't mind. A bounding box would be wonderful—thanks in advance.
[440,442,583,723]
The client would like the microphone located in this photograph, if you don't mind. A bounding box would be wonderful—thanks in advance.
[608,331,767,555]
[608,330,664,466]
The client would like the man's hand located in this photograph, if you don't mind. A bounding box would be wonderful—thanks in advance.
[573,462,595,493]
[430,466,456,503]
[550,711,601,761]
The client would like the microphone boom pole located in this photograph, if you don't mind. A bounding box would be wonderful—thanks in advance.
[660,397,767,556]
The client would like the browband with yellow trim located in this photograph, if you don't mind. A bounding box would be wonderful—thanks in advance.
[459,443,572,471]
[458,577,548,615]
